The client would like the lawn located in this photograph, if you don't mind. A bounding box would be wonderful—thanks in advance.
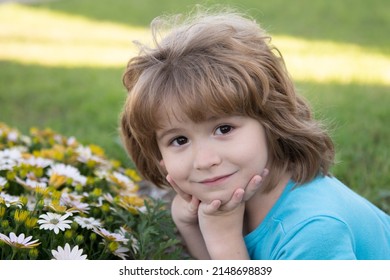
[0,0,389,211]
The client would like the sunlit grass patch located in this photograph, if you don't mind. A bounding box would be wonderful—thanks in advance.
[0,4,390,85]
[0,3,150,67]
[1,3,389,85]
[275,36,390,85]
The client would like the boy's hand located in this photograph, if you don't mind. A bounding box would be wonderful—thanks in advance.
[168,168,269,226]
[167,175,200,226]
[167,169,268,259]
[197,170,268,259]
[198,172,265,224]
[200,168,269,215]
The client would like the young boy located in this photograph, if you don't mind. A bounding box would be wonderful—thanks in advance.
[120,10,390,259]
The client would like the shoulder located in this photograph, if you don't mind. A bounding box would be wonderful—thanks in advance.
[273,175,365,229]
[272,176,342,223]
[270,176,390,259]
[246,176,390,259]
[272,215,356,259]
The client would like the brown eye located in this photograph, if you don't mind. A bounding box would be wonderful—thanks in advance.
[171,136,188,146]
[215,125,233,135]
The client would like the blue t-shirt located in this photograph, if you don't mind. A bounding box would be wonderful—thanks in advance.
[244,176,390,259]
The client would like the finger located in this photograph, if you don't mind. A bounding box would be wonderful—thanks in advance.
[243,175,263,201]
[242,168,269,201]
[200,200,222,215]
[261,168,269,178]
[188,196,200,213]
[166,175,192,202]
[219,188,245,211]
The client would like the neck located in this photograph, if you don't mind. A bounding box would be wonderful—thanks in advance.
[245,172,291,233]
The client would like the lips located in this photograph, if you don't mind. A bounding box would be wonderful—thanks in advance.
[199,172,236,186]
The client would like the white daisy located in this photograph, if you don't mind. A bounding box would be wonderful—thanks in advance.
[112,246,130,260]
[60,192,90,214]
[0,191,22,207]
[15,177,47,190]
[37,212,72,234]
[129,235,140,253]
[110,171,135,189]
[47,163,87,186]
[119,227,139,254]
[22,156,53,168]
[93,227,129,243]
[20,135,31,146]
[74,216,102,230]
[66,136,77,146]
[0,232,40,249]
[76,146,103,164]
[51,243,87,260]
[7,130,19,142]
[0,148,23,170]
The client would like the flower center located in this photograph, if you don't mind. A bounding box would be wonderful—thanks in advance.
[50,218,59,225]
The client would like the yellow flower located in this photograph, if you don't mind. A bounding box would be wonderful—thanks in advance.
[86,159,96,168]
[90,187,102,198]
[48,203,68,214]
[89,144,105,157]
[34,186,50,197]
[33,167,44,178]
[117,195,145,214]
[125,169,142,182]
[110,159,121,169]
[14,209,30,224]
[19,196,28,206]
[49,173,67,188]
[51,190,62,201]
[108,241,119,252]
[34,145,65,161]
[25,216,38,229]
[101,203,111,213]
[108,171,138,192]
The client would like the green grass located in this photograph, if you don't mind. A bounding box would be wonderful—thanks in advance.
[0,0,389,211]
[24,0,390,51]
[298,82,390,212]
[0,61,131,165]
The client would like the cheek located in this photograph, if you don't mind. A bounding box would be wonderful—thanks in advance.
[235,142,268,170]
[161,155,187,181]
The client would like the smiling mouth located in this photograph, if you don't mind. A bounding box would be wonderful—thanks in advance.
[199,172,236,186]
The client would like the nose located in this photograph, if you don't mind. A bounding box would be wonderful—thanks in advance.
[192,142,222,170]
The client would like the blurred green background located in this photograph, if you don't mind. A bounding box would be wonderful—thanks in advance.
[0,0,389,211]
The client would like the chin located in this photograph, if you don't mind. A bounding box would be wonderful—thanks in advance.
[200,192,234,205]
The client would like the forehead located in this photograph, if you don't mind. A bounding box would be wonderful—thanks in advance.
[156,103,203,129]
[155,93,221,128]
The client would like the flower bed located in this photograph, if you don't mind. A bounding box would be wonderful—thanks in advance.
[0,123,184,259]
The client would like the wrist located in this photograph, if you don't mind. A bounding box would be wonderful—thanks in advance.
[172,213,199,227]
[203,232,248,259]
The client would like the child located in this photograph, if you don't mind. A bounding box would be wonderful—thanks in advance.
[119,10,390,259]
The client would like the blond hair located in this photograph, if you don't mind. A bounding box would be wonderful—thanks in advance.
[120,10,334,192]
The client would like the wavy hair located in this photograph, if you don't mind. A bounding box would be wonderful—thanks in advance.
[120,9,335,192]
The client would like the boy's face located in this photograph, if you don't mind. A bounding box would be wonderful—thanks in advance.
[156,112,269,204]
